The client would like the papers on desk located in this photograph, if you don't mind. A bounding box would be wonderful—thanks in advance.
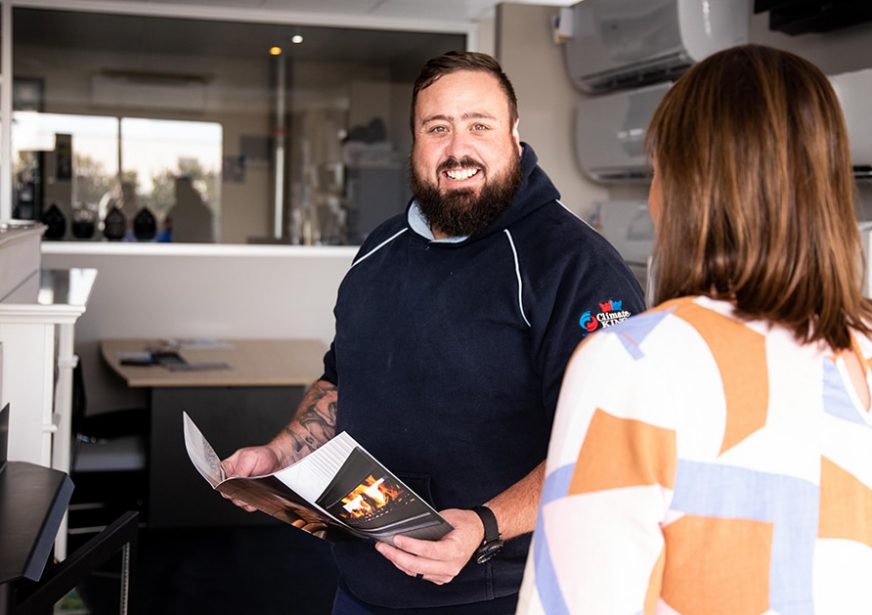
[117,351,153,366]
[165,361,230,372]
[161,337,234,350]
[117,349,230,372]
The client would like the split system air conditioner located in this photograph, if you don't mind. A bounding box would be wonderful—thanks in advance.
[577,68,872,183]
[563,0,750,182]
[576,81,669,182]
[829,68,872,177]
[564,0,750,94]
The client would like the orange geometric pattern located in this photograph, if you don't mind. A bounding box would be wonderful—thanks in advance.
[674,303,769,454]
[569,409,676,495]
[819,456,872,549]
[661,515,772,614]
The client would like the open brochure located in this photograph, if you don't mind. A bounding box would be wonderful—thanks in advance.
[182,412,453,543]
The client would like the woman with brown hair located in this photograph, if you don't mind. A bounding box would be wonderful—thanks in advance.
[518,44,872,614]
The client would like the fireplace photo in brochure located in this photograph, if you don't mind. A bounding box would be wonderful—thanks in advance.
[316,447,449,541]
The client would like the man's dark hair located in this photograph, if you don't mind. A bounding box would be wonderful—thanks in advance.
[410,51,519,134]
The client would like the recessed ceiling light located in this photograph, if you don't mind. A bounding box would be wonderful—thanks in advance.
[291,34,304,44]
[269,46,282,56]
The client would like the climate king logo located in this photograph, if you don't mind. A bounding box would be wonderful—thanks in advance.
[579,298,632,334]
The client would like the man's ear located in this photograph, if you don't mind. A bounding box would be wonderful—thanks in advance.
[512,119,521,156]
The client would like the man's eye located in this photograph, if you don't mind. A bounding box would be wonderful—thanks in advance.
[429,126,448,133]
[473,124,489,131]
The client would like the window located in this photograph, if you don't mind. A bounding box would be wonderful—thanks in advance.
[12,112,221,241]
[13,112,117,221]
[121,118,222,241]
[12,7,465,245]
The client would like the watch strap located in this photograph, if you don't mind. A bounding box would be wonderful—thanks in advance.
[472,505,500,543]
[471,505,504,564]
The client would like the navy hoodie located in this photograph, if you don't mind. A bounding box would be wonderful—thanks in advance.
[321,143,645,611]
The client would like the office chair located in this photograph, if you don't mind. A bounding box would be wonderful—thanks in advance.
[68,360,149,548]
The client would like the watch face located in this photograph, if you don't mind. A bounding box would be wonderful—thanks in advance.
[475,540,505,564]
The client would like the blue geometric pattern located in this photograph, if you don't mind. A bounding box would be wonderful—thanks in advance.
[670,460,819,614]
[532,464,575,615]
[605,309,675,360]
[822,359,869,427]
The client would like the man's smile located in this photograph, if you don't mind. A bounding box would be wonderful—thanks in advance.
[443,167,481,181]
[437,157,485,186]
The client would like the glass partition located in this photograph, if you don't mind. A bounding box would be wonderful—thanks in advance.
[12,7,465,244]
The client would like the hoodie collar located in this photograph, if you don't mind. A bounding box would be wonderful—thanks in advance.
[407,200,468,243]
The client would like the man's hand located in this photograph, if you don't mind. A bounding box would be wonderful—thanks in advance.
[220,446,283,511]
[374,508,485,585]
[219,379,338,513]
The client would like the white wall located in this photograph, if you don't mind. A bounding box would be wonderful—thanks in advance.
[42,244,353,415]
[496,3,613,219]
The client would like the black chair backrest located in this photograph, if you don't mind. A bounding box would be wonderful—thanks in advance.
[71,361,87,439]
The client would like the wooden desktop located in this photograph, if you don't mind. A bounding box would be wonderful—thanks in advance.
[100,338,327,528]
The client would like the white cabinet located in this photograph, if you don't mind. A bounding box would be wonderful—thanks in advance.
[0,266,96,560]
[0,268,96,470]
[0,224,42,303]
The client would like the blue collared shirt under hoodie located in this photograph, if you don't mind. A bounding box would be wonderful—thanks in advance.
[321,143,646,612]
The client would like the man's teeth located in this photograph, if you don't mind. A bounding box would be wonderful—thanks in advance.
[445,168,479,180]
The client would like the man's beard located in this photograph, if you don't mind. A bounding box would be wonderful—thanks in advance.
[410,154,522,238]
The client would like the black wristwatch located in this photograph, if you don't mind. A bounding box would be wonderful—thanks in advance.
[472,505,504,564]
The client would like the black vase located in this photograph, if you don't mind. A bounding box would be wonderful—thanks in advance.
[41,203,67,240]
[103,205,127,241]
[71,210,96,239]
[133,207,157,241]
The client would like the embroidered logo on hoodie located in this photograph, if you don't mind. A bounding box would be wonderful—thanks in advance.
[579,299,632,334]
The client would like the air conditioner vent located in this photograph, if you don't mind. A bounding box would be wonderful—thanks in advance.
[578,52,690,93]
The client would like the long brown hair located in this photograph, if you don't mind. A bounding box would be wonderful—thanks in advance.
[646,44,872,350]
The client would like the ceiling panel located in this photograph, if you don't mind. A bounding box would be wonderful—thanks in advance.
[13,6,464,73]
[260,0,388,13]
[53,0,576,23]
[373,0,496,21]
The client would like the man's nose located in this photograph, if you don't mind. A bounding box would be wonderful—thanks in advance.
[444,130,473,159]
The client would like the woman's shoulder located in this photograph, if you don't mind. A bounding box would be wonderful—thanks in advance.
[588,295,737,341]
[573,295,762,367]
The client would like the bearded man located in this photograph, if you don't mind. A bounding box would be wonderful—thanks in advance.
[223,51,645,614]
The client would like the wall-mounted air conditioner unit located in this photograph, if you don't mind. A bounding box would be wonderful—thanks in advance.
[576,81,669,182]
[564,0,750,93]
[829,69,872,178]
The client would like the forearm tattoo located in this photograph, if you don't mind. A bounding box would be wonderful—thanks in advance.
[285,382,338,458]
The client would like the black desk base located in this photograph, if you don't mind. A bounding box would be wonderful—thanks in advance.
[149,386,303,528]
